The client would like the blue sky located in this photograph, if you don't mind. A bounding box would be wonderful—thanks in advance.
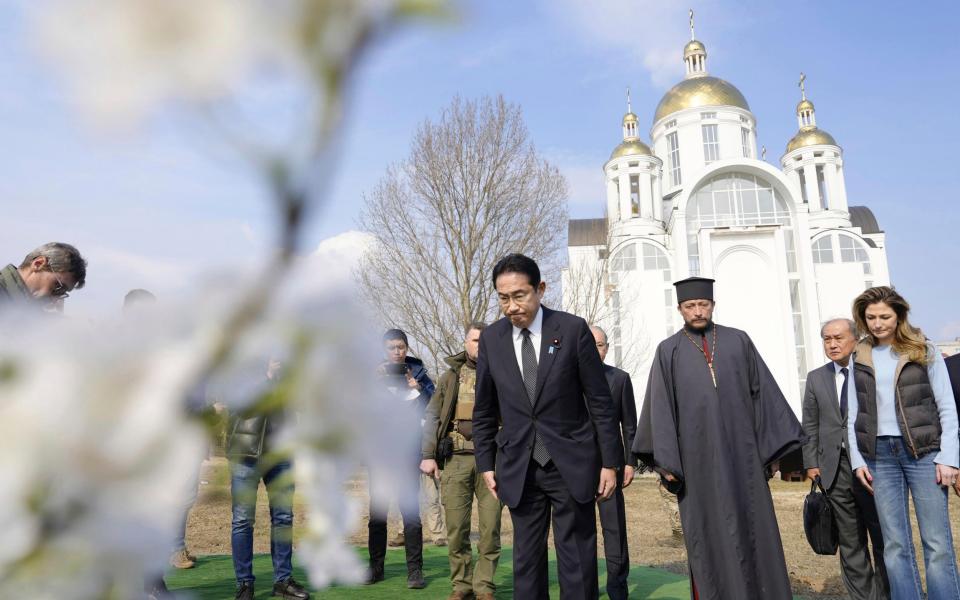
[1,1,958,339]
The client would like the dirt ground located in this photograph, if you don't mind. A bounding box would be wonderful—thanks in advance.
[186,459,960,599]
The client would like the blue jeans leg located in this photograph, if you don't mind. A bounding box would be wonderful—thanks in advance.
[902,448,960,600]
[231,459,259,584]
[869,437,923,600]
[264,461,295,583]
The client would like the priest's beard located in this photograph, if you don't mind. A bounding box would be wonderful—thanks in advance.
[684,319,714,334]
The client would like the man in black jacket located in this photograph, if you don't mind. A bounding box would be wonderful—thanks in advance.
[228,359,309,600]
[473,254,623,600]
[590,325,637,600]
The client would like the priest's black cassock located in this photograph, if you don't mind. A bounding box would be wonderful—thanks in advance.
[633,323,804,600]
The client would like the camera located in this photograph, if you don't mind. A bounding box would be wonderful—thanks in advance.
[384,362,408,376]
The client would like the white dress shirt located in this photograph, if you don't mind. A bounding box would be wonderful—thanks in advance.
[512,306,543,372]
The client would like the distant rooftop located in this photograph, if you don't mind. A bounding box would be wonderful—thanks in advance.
[568,218,607,246]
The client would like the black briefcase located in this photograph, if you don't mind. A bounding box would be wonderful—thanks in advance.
[803,475,838,555]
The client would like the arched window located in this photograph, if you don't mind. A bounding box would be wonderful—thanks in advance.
[812,236,833,263]
[686,172,790,227]
[611,243,636,272]
[811,233,872,275]
[686,172,791,274]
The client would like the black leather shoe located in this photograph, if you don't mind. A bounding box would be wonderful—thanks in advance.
[365,565,385,585]
[272,577,310,599]
[235,582,254,600]
[407,568,426,589]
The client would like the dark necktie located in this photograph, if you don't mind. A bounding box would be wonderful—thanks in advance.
[521,328,551,466]
[840,367,849,422]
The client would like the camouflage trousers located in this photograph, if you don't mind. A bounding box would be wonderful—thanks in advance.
[658,481,683,536]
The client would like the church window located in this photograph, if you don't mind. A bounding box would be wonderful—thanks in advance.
[741,128,751,158]
[611,243,636,271]
[789,279,807,395]
[642,243,670,271]
[665,119,677,129]
[630,175,640,215]
[667,132,682,186]
[686,172,790,229]
[812,236,834,263]
[798,169,809,204]
[816,165,829,208]
[702,124,720,163]
[701,112,716,120]
[784,229,798,273]
[739,115,749,123]
[838,234,871,274]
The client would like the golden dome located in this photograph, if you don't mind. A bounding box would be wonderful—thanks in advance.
[654,76,750,123]
[622,112,639,124]
[684,39,706,59]
[610,139,653,159]
[796,98,815,115]
[786,128,838,153]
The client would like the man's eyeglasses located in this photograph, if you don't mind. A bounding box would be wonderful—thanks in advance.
[51,273,71,299]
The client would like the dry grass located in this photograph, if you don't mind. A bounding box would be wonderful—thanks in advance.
[185,459,960,599]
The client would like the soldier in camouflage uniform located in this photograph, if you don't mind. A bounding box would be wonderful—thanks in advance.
[421,322,502,600]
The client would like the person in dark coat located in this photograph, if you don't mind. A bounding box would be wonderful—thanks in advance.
[366,328,434,590]
[590,325,637,600]
[632,276,805,600]
[473,254,623,600]
[947,351,960,498]
[802,318,888,600]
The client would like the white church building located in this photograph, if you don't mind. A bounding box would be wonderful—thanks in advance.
[562,22,890,413]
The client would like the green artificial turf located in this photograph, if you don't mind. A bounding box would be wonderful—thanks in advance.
[165,545,693,599]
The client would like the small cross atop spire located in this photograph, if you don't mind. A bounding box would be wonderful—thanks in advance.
[761,145,767,161]
[799,72,807,100]
[689,8,696,40]
[626,87,632,113]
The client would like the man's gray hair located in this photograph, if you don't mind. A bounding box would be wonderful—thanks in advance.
[820,318,857,338]
[590,324,608,343]
[19,242,87,288]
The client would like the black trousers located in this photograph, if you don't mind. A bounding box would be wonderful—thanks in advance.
[829,451,890,600]
[597,472,629,600]
[368,469,423,573]
[510,461,598,600]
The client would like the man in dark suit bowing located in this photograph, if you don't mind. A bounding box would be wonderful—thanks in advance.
[473,253,623,600]
[589,325,637,600]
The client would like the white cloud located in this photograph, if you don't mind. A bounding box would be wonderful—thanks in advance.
[541,0,723,89]
[303,229,375,288]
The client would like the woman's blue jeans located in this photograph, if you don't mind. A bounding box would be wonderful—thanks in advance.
[230,457,294,585]
[865,436,960,600]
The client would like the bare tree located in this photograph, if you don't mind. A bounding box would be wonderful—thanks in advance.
[561,222,653,376]
[358,95,568,368]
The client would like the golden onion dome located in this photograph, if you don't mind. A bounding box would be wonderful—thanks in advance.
[796,98,815,115]
[786,128,838,153]
[654,76,750,123]
[684,39,706,59]
[610,139,653,159]
[622,111,639,124]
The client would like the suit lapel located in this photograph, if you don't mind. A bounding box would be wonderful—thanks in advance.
[819,363,841,421]
[534,307,560,406]
[498,321,525,394]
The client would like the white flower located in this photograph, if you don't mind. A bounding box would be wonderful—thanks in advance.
[34,0,265,126]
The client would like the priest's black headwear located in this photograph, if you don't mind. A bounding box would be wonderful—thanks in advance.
[673,276,715,304]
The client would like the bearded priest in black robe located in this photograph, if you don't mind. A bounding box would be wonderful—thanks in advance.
[632,277,804,600]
